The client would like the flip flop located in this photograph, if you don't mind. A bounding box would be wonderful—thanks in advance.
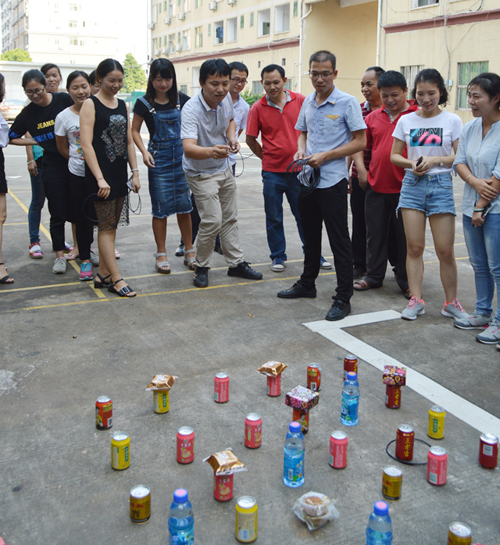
[65,251,79,261]
[0,263,14,284]
[353,279,383,291]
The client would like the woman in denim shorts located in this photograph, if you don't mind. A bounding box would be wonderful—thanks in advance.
[391,69,467,321]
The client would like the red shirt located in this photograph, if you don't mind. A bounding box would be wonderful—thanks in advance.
[246,90,305,172]
[365,102,419,193]
[351,101,375,178]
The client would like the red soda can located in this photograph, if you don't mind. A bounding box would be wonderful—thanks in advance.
[292,408,309,434]
[214,373,229,403]
[343,355,358,379]
[385,384,401,409]
[395,425,414,462]
[427,446,447,485]
[479,433,499,469]
[96,396,112,430]
[176,426,195,464]
[267,375,281,396]
[307,364,321,391]
[214,472,233,501]
[244,413,262,449]
[329,431,348,469]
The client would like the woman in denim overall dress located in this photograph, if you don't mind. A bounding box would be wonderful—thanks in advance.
[132,58,194,274]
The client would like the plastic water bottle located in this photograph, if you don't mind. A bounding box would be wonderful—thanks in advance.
[283,421,305,487]
[366,501,392,545]
[168,488,194,545]
[341,371,360,426]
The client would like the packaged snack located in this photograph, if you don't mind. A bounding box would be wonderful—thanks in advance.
[257,361,288,377]
[292,491,340,531]
[203,448,247,475]
[145,374,177,391]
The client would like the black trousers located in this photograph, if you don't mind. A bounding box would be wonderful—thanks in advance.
[350,176,366,270]
[69,173,94,261]
[298,179,353,303]
[364,187,408,291]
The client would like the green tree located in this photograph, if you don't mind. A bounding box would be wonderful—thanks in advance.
[122,53,146,92]
[1,48,32,62]
[241,89,263,107]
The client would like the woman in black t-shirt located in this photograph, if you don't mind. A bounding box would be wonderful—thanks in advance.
[9,69,74,274]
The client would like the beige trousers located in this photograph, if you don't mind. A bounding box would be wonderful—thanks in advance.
[186,167,244,268]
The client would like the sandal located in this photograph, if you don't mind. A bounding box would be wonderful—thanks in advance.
[0,263,14,284]
[353,278,383,291]
[183,249,196,270]
[65,251,79,261]
[154,252,171,274]
[108,278,136,298]
[94,273,111,289]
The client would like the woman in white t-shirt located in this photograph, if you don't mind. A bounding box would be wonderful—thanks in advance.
[55,71,95,282]
[391,68,468,321]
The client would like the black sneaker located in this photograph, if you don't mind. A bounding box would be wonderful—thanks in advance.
[325,299,351,321]
[175,242,185,257]
[277,282,317,299]
[227,261,263,280]
[193,266,209,288]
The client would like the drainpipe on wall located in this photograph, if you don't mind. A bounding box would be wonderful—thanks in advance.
[298,0,313,94]
[376,0,382,67]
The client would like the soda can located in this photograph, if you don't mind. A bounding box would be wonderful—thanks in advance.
[244,413,262,449]
[130,485,151,524]
[111,431,130,470]
[153,390,169,414]
[329,431,348,469]
[214,373,229,403]
[428,405,445,439]
[95,396,112,430]
[343,354,358,379]
[267,375,281,397]
[427,446,447,485]
[176,426,195,464]
[214,472,233,501]
[385,384,401,410]
[235,496,258,543]
[448,522,472,545]
[479,433,499,469]
[395,425,414,462]
[307,364,322,391]
[382,466,402,500]
[292,408,309,434]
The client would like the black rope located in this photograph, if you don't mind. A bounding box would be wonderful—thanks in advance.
[385,438,431,466]
[285,158,321,195]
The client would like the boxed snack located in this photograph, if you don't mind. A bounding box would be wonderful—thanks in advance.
[383,366,406,386]
[285,385,319,412]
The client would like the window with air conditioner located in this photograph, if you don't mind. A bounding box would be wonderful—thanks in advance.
[169,1,173,17]
[182,30,190,50]
[227,17,237,42]
[258,9,270,37]
[400,64,424,94]
[411,0,438,6]
[275,4,290,33]
[214,21,223,44]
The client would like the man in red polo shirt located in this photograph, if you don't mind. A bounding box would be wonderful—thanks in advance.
[246,65,332,272]
[353,70,418,297]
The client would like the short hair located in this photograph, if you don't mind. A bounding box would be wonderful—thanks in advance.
[96,58,124,82]
[66,70,90,90]
[309,50,336,72]
[468,72,500,110]
[88,70,97,85]
[41,63,61,78]
[261,64,285,80]
[199,58,230,84]
[412,68,448,106]
[0,73,5,103]
[364,66,385,80]
[22,69,46,89]
[377,70,407,91]
[146,58,178,105]
[228,61,248,77]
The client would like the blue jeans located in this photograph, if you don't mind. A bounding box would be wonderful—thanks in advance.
[262,170,304,261]
[28,163,45,244]
[463,213,500,321]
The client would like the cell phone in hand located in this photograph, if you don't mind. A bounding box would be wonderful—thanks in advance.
[416,156,423,167]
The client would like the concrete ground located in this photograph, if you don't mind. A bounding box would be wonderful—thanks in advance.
[0,142,498,545]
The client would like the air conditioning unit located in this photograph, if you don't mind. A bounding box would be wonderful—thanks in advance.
[177,12,185,20]
[227,0,235,5]
[161,47,167,53]
[164,17,171,24]
[208,1,217,10]
[175,44,182,51]
[148,22,155,29]
[155,49,161,55]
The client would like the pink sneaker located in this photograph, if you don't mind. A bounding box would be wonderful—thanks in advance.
[29,242,43,259]
[79,261,93,281]
[441,298,468,320]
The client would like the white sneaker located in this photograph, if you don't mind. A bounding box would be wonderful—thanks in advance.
[89,249,99,266]
[401,296,425,321]
[441,298,468,320]
[271,257,285,272]
[476,320,500,345]
[52,257,67,274]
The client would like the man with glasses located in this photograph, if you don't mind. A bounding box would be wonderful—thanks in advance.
[277,50,366,321]
[227,62,250,177]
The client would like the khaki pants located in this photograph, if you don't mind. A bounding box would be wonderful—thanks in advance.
[186,168,244,268]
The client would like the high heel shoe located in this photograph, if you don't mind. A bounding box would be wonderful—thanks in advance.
[94,273,111,289]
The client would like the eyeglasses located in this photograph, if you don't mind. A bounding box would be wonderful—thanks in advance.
[231,78,248,85]
[25,87,45,97]
[309,71,334,80]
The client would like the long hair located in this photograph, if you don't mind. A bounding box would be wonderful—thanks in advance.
[0,73,5,103]
[96,58,124,82]
[146,58,178,105]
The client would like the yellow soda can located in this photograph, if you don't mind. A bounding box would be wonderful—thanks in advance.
[428,405,445,439]
[130,485,151,524]
[111,431,130,470]
[235,496,257,542]
[154,390,170,414]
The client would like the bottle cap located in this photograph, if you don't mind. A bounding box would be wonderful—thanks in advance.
[289,421,301,433]
[373,501,388,516]
[347,372,357,381]
[174,488,188,503]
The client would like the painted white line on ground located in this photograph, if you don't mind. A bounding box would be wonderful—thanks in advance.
[304,311,500,438]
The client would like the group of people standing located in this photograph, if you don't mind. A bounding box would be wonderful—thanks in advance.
[0,50,499,348]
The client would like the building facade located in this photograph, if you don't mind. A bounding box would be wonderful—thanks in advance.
[1,0,118,65]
